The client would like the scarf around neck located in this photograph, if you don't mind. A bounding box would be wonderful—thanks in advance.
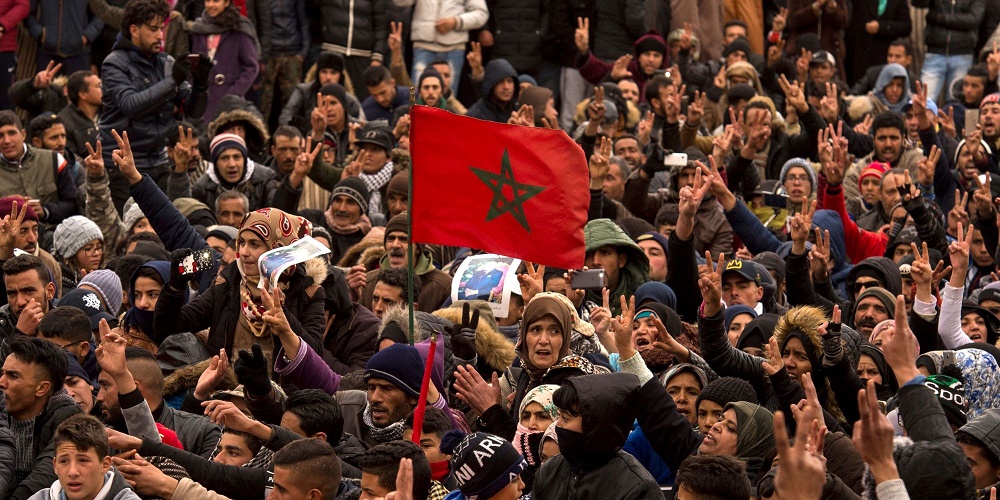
[362,403,405,442]
[324,210,373,236]
[358,161,394,216]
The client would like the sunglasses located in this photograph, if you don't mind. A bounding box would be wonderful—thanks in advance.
[851,280,883,293]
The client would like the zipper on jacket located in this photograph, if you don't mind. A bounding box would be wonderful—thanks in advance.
[346,0,355,55]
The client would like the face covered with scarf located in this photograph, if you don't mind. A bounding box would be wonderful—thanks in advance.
[513,384,559,467]
[123,261,177,337]
[236,208,311,333]
[517,296,574,379]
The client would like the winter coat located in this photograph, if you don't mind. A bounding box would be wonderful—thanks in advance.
[319,0,389,61]
[0,145,78,224]
[621,166,733,257]
[98,37,192,170]
[361,85,410,123]
[822,185,891,264]
[270,0,309,56]
[532,373,661,500]
[279,81,364,135]
[57,104,99,158]
[0,399,15,498]
[482,0,545,74]
[545,0,596,68]
[466,59,519,123]
[7,79,66,123]
[85,171,129,255]
[0,0,28,53]
[911,0,985,56]
[589,0,646,62]
[320,266,380,376]
[360,251,453,312]
[393,0,488,52]
[188,161,278,212]
[5,391,81,500]
[432,303,517,377]
[786,0,847,78]
[576,31,669,104]
[137,437,268,499]
[154,258,327,358]
[156,404,221,460]
[844,0,911,84]
[23,0,103,57]
[191,30,260,120]
[27,470,140,500]
[583,219,650,316]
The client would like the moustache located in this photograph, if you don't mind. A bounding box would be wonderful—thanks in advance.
[389,248,405,258]
[856,317,879,329]
[335,211,351,218]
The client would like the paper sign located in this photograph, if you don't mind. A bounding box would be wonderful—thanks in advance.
[257,236,331,290]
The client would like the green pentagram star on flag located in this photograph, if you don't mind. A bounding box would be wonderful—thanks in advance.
[470,149,545,232]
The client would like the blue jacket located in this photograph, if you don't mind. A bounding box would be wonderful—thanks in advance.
[361,85,410,123]
[623,423,675,485]
[24,0,103,57]
[270,0,309,57]
[99,36,194,170]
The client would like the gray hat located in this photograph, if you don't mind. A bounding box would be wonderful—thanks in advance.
[330,177,370,215]
[123,199,146,232]
[53,216,104,259]
[78,269,123,316]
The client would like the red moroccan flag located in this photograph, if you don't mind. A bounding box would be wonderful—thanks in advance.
[409,105,590,269]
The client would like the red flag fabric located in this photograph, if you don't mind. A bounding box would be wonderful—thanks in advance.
[409,105,590,269]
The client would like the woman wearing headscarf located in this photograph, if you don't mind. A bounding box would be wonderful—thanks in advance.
[153,208,327,369]
[454,292,603,441]
[512,384,558,494]
[120,261,178,353]
[189,0,261,120]
[868,63,911,115]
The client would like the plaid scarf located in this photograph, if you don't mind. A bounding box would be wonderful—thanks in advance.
[358,161,394,216]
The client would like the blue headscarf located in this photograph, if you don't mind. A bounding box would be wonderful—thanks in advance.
[634,281,677,310]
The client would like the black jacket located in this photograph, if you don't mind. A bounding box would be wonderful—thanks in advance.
[319,0,389,60]
[58,104,99,158]
[154,260,326,358]
[156,404,222,460]
[98,37,195,170]
[6,391,81,500]
[911,0,985,55]
[278,81,364,135]
[590,0,646,62]
[466,59,519,123]
[484,0,546,74]
[843,0,911,84]
[270,0,309,56]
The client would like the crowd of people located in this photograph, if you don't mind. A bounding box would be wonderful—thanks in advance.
[3,0,1000,498]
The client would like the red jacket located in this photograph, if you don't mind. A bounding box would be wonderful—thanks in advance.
[0,0,29,52]
[822,184,888,263]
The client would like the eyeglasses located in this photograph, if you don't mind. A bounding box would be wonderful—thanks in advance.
[785,174,811,183]
[81,243,104,255]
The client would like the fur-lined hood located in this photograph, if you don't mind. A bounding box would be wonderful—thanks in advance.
[208,107,270,148]
[336,239,385,268]
[773,306,828,361]
[433,304,516,372]
[163,357,239,397]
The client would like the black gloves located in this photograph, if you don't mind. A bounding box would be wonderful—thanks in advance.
[190,53,212,91]
[171,56,191,86]
[168,249,193,292]
[642,144,669,177]
[235,344,272,397]
[449,302,479,361]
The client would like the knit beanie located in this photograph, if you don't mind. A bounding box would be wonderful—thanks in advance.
[53,216,104,260]
[65,352,97,391]
[856,288,898,319]
[384,212,408,244]
[979,288,1000,306]
[320,83,349,109]
[417,67,445,91]
[386,171,408,201]
[727,83,757,104]
[330,177,370,215]
[634,30,667,57]
[635,231,669,257]
[209,133,248,164]
[440,430,528,499]
[723,36,752,59]
[78,269,124,316]
[696,377,758,411]
[364,343,424,397]
[519,86,554,126]
[779,158,817,190]
[923,373,968,428]
[0,196,38,221]
[122,200,146,232]
[316,51,345,74]
[859,161,891,190]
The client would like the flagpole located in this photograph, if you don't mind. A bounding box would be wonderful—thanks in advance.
[407,86,416,346]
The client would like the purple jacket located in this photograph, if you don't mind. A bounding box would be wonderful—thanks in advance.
[192,31,259,119]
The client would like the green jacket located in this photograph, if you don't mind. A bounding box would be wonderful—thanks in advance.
[583,219,649,316]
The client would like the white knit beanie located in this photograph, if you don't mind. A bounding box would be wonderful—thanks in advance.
[53,216,104,259]
[122,198,146,233]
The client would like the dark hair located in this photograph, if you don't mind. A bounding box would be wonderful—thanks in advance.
[404,407,452,439]
[364,66,393,88]
[120,0,170,39]
[375,267,421,304]
[872,111,906,137]
[0,110,23,130]
[8,335,68,392]
[134,266,165,287]
[272,439,342,497]
[967,64,989,82]
[166,121,196,146]
[65,71,94,107]
[428,59,451,70]
[27,113,62,142]
[613,133,640,149]
[110,254,153,292]
[2,255,51,285]
[283,389,344,443]
[645,75,674,103]
[125,346,163,394]
[54,414,109,459]
[957,432,1000,468]
[889,38,912,57]
[223,428,264,456]
[743,100,775,119]
[122,231,164,256]
[357,441,431,500]
[675,454,752,499]
[38,306,92,343]
[724,20,748,33]
[552,383,580,416]
[273,125,303,142]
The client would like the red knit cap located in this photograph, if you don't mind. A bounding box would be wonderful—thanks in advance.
[859,161,891,189]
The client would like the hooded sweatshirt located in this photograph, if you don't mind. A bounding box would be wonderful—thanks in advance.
[871,63,912,115]
[466,59,519,123]
[813,209,853,300]
[583,219,650,316]
[847,257,904,302]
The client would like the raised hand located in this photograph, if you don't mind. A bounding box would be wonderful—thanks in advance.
[972,172,995,219]
[949,221,974,285]
[171,126,197,173]
[699,251,726,315]
[880,295,922,386]
[83,141,105,177]
[194,349,229,400]
[575,17,590,54]
[261,286,295,341]
[343,149,369,178]
[610,294,636,358]
[772,7,788,31]
[611,54,633,80]
[33,60,62,89]
[854,114,874,136]
[589,135,612,189]
[664,84,686,123]
[819,81,839,123]
[311,92,330,136]
[516,262,544,304]
[790,200,818,248]
[895,169,920,203]
[0,198,27,253]
[773,410,826,500]
[779,74,807,114]
[761,336,783,375]
[590,288,613,350]
[289,136,322,189]
[796,48,812,81]
[865,19,879,34]
[686,90,706,127]
[586,86,606,124]
[388,22,403,55]
[453,365,501,416]
[467,42,484,79]
[989,41,1000,81]
[911,81,931,130]
[938,106,957,138]
[95,319,129,378]
[809,227,832,282]
[637,110,654,145]
[766,39,786,68]
[678,163,714,217]
[385,458,415,500]
[111,130,141,185]
[917,144,940,188]
[203,399,258,433]
[853,379,899,484]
